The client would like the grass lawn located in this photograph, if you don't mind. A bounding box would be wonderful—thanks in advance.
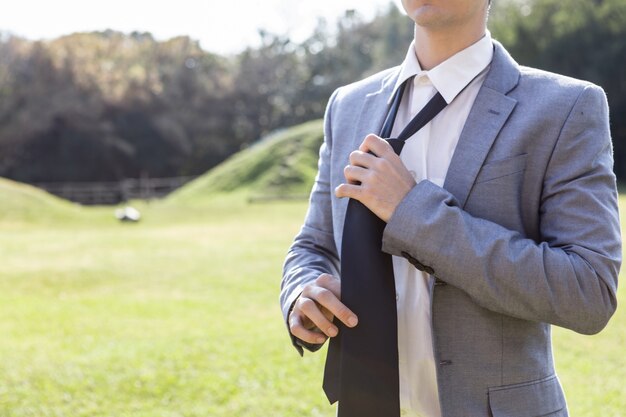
[0,193,624,416]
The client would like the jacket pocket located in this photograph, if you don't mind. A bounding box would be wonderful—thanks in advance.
[488,374,567,417]
[475,153,528,184]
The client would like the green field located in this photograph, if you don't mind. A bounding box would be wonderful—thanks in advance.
[0,177,624,416]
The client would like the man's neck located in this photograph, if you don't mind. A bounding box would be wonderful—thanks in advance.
[414,25,487,71]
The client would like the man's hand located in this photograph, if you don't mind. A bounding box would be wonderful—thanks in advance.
[289,273,358,345]
[335,134,416,222]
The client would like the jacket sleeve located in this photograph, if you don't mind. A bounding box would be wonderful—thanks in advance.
[382,84,621,335]
[280,88,341,355]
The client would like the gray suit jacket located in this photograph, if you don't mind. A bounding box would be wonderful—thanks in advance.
[280,41,621,417]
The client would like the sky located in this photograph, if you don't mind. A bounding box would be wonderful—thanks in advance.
[0,0,404,55]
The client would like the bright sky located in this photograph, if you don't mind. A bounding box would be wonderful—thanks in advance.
[0,0,404,55]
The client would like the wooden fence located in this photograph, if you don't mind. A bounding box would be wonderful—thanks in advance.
[35,176,197,205]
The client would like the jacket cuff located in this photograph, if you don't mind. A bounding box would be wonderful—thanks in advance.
[382,179,453,268]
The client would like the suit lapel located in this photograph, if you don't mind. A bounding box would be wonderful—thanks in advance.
[351,70,400,151]
[347,42,521,208]
[334,69,400,251]
[443,41,521,208]
[443,89,517,207]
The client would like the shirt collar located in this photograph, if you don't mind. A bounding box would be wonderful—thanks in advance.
[389,31,494,104]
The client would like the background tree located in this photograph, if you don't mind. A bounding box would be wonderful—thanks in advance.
[0,1,623,184]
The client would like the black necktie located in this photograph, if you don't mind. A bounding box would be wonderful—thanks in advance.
[323,79,447,417]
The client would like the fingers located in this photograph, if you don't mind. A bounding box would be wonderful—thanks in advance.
[346,136,399,186]
[309,275,358,329]
[316,273,340,297]
[335,182,361,199]
[359,134,394,158]
[288,274,359,345]
[289,310,328,345]
[343,164,369,185]
[349,148,377,168]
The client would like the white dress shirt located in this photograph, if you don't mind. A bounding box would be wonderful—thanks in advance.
[389,33,494,417]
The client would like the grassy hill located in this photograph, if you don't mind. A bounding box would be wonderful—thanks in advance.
[169,119,324,203]
[0,177,85,224]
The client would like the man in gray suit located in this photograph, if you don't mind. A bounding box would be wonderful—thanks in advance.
[280,0,621,416]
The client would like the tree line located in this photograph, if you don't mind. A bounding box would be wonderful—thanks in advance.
[0,0,624,184]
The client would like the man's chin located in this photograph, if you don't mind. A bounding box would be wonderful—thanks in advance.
[411,7,452,29]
